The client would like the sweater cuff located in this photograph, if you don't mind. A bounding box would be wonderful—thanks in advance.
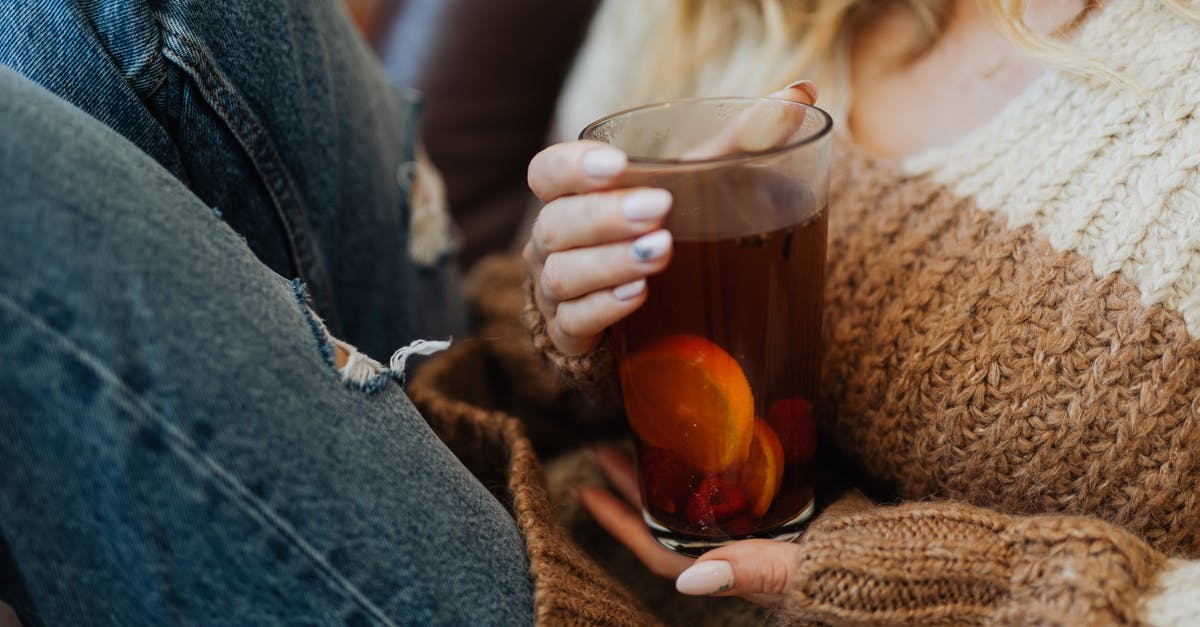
[521,275,622,405]
[1000,514,1164,624]
[779,500,1167,626]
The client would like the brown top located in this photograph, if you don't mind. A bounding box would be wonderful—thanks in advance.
[519,139,1199,624]
[413,3,1200,623]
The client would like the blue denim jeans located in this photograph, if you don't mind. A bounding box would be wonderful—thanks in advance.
[0,1,533,625]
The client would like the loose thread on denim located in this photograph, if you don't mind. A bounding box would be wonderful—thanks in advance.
[291,278,451,391]
[388,338,451,381]
[329,338,451,390]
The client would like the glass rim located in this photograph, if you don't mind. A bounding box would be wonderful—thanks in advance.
[578,96,834,167]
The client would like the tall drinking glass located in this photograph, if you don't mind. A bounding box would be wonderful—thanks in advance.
[581,97,832,555]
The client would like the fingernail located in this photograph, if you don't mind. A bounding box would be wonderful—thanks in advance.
[621,189,672,221]
[612,278,646,301]
[630,230,671,262]
[582,148,628,178]
[784,80,818,103]
[676,560,734,595]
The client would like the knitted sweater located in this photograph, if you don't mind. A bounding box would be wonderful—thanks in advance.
[519,1,1200,624]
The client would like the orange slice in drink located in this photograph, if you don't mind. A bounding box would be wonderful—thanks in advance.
[619,334,754,473]
[740,419,785,517]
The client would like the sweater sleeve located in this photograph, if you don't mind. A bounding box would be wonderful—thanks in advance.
[522,275,623,405]
[777,493,1194,626]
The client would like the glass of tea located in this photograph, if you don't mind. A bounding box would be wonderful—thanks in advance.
[580,97,832,555]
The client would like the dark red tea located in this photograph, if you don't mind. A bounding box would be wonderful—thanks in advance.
[615,175,826,551]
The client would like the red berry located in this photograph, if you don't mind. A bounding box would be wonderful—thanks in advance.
[639,447,696,515]
[768,397,817,463]
[685,476,749,526]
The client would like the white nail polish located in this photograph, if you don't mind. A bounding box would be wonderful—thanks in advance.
[582,148,628,178]
[612,279,646,301]
[676,560,734,595]
[621,189,672,221]
[630,230,671,262]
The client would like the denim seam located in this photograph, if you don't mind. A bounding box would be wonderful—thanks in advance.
[159,34,301,268]
[154,26,339,332]
[0,291,399,627]
[128,45,168,100]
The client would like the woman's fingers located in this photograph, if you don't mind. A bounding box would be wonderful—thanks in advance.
[547,280,647,356]
[577,486,695,579]
[534,225,673,356]
[530,188,672,263]
[538,230,672,305]
[577,481,801,608]
[523,173,675,357]
[590,445,643,506]
[528,140,629,202]
[524,189,673,356]
[674,540,804,607]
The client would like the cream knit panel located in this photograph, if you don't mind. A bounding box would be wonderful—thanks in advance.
[909,2,1200,337]
[1142,558,1200,626]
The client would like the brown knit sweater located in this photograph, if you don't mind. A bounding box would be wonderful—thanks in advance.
[520,141,1199,625]
[407,3,1200,625]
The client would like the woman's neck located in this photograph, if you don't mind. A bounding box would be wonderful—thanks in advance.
[848,0,1088,161]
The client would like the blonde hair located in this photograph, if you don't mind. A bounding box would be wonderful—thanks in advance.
[624,0,1200,116]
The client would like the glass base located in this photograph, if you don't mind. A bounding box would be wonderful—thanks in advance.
[644,499,816,557]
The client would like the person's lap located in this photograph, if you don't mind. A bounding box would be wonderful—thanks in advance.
[0,1,532,624]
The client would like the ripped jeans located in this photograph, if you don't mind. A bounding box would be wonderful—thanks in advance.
[0,1,532,625]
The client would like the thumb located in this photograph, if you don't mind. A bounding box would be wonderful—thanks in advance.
[730,80,820,152]
[675,540,802,604]
[766,79,819,106]
[682,80,821,158]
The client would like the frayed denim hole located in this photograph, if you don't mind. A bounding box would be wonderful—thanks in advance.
[334,338,397,395]
[290,278,337,369]
[290,280,396,394]
[289,279,445,395]
[358,370,401,395]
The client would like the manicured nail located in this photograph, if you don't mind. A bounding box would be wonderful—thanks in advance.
[612,279,646,301]
[784,80,818,103]
[582,148,628,178]
[629,230,671,262]
[621,189,672,221]
[676,560,734,595]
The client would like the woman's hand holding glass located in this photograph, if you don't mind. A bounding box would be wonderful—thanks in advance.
[523,141,674,357]
[524,82,817,357]
[524,83,820,605]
